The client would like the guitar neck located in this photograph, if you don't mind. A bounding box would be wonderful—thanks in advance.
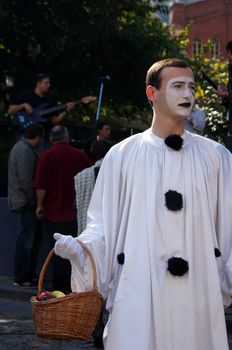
[39,99,81,117]
[199,68,229,109]
[200,69,218,90]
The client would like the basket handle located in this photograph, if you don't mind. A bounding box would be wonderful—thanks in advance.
[37,240,98,296]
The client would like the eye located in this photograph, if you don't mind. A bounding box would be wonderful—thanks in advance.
[173,84,182,88]
[190,85,196,94]
[189,83,195,90]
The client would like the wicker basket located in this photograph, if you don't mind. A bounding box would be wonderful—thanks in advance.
[30,240,103,340]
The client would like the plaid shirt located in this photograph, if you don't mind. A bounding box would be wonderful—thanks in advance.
[74,159,103,235]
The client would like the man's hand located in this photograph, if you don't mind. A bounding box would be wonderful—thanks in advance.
[53,233,86,266]
[36,205,44,219]
[66,102,75,112]
[214,85,229,98]
[81,96,97,104]
[23,103,33,115]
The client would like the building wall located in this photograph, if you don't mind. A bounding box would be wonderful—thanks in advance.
[170,0,232,58]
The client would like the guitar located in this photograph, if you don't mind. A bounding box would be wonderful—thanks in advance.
[199,68,228,108]
[16,95,97,129]
[199,68,219,90]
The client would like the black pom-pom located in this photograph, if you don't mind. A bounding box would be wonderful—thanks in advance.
[214,248,221,258]
[165,190,183,211]
[167,257,188,276]
[164,134,183,151]
[117,252,125,265]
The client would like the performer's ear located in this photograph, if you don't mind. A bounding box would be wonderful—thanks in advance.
[146,85,156,105]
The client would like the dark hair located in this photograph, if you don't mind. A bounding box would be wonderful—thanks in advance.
[96,120,110,130]
[49,125,68,142]
[226,41,232,54]
[146,58,190,89]
[90,139,113,161]
[35,73,49,84]
[24,124,44,140]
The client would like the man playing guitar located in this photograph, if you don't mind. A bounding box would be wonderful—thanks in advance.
[8,74,75,130]
[8,74,96,151]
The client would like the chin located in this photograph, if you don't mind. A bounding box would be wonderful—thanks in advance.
[172,114,189,121]
[177,111,191,119]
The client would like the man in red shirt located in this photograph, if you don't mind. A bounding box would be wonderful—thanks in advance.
[34,125,91,291]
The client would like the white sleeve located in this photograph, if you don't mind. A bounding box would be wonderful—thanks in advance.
[216,145,232,306]
[72,149,123,298]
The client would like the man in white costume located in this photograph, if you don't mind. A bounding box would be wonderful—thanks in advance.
[54,58,232,350]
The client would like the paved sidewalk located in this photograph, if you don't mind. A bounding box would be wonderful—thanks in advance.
[0,297,96,350]
[0,275,232,349]
[0,276,102,350]
[0,276,36,302]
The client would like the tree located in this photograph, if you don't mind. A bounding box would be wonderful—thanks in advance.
[0,0,182,114]
[186,41,228,143]
[0,1,184,174]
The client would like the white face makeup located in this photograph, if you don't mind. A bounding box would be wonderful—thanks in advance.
[165,76,195,118]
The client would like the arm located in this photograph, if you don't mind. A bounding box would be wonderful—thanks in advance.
[214,86,229,98]
[51,102,75,125]
[54,149,121,296]
[36,189,46,219]
[17,146,37,204]
[34,156,47,219]
[74,173,83,234]
[75,169,94,235]
[216,146,232,306]
[51,111,67,124]
[8,103,33,115]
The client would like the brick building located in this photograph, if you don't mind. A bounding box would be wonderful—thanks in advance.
[169,0,232,59]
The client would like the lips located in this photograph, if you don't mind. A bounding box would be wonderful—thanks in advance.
[178,102,191,108]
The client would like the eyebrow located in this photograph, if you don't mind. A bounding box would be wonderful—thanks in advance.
[170,80,195,87]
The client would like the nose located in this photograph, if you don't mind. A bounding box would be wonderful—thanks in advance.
[183,87,192,99]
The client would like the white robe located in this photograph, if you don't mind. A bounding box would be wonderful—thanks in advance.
[74,129,232,350]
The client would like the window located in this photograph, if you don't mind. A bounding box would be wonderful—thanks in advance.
[192,38,202,56]
[211,38,220,59]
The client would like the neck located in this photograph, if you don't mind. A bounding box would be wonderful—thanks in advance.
[97,135,107,141]
[52,139,68,145]
[26,139,37,147]
[151,112,185,139]
[34,87,44,97]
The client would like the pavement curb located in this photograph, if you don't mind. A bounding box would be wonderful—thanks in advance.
[0,276,37,302]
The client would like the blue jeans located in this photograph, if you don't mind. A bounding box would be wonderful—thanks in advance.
[14,205,41,283]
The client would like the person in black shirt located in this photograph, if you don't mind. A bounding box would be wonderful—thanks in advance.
[85,120,112,162]
[8,74,75,151]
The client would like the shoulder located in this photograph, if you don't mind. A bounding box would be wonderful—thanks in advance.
[189,132,226,150]
[9,141,21,156]
[11,140,28,153]
[107,132,144,158]
[188,132,232,162]
[97,132,145,175]
[15,90,34,101]
[76,165,93,178]
[68,145,90,159]
[37,147,53,162]
[191,107,206,119]
[75,166,94,184]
